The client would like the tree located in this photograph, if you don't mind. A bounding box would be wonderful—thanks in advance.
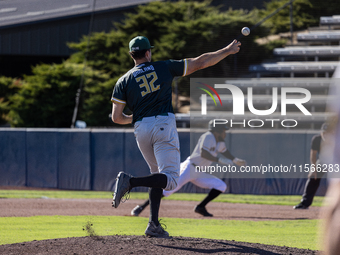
[0,76,21,126]
[8,63,111,127]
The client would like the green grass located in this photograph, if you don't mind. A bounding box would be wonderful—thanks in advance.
[0,189,112,199]
[0,189,324,207]
[0,216,320,250]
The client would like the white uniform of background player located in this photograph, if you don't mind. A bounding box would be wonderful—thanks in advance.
[131,120,247,217]
[163,131,229,197]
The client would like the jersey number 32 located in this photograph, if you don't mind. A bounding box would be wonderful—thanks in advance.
[136,71,160,97]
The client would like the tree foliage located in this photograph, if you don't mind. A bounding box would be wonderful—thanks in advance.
[8,63,111,127]
[0,77,21,125]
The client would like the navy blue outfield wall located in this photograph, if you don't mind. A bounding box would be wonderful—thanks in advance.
[0,128,327,195]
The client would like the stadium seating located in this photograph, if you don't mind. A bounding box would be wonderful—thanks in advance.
[273,46,340,61]
[320,15,340,26]
[296,30,340,42]
[224,78,331,92]
[249,14,340,78]
[249,61,339,77]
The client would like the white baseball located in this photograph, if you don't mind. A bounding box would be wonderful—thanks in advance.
[241,27,250,36]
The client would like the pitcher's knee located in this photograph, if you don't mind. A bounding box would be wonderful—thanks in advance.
[162,171,179,191]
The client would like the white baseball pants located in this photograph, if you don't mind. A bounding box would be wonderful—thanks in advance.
[134,113,179,191]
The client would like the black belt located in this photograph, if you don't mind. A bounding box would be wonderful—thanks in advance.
[135,113,169,122]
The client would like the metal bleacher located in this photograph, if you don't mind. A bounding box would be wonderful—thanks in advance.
[249,61,339,77]
[273,46,340,61]
[320,15,340,26]
[249,15,340,78]
[224,77,331,91]
[296,31,340,43]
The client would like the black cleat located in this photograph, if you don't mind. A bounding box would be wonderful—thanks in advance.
[293,203,309,209]
[131,205,144,216]
[112,172,132,208]
[194,205,213,217]
[145,221,170,238]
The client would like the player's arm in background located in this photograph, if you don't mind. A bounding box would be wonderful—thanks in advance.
[310,149,317,165]
[201,148,246,166]
[111,102,133,125]
[308,134,319,179]
[309,148,318,179]
[200,148,233,166]
[201,148,234,162]
[201,148,219,162]
[184,39,241,76]
[221,150,247,166]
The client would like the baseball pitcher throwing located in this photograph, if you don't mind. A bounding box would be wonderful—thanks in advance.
[111,36,241,238]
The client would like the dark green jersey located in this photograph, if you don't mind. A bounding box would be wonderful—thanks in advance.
[112,59,187,123]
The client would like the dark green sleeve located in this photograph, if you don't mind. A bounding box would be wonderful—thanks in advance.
[166,59,187,77]
[111,77,127,104]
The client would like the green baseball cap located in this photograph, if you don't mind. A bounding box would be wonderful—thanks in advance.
[129,36,154,52]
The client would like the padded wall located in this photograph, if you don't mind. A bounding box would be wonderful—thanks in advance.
[0,128,328,195]
[57,130,91,190]
[26,129,58,188]
[0,129,26,186]
[178,131,191,161]
[90,130,125,191]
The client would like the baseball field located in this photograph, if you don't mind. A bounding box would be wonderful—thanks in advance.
[0,187,322,254]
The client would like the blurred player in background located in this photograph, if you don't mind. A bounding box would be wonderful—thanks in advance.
[131,120,246,217]
[321,63,340,255]
[111,36,241,237]
[293,123,331,209]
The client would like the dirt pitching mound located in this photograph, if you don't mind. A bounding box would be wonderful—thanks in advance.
[0,235,318,255]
